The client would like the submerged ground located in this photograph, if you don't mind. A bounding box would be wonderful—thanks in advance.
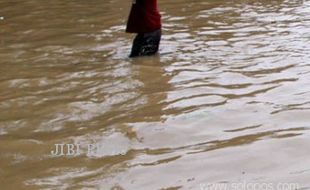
[0,0,310,189]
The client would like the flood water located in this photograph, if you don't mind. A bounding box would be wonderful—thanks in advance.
[1,0,310,189]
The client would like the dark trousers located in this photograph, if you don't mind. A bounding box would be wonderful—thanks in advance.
[129,29,161,57]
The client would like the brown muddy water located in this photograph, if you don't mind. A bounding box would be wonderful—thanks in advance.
[1,0,310,189]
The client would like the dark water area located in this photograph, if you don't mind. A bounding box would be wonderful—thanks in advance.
[1,0,310,189]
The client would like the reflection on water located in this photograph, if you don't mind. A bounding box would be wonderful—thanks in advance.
[1,0,310,189]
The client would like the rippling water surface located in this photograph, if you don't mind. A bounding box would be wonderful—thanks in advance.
[1,0,310,189]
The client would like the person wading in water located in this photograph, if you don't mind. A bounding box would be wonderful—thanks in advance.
[126,0,162,57]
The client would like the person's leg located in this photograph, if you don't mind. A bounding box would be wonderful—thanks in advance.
[129,29,161,57]
[140,29,161,56]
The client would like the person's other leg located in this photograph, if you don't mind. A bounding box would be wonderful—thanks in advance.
[129,33,144,57]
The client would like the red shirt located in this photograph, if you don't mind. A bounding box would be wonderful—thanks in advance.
[126,0,161,33]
